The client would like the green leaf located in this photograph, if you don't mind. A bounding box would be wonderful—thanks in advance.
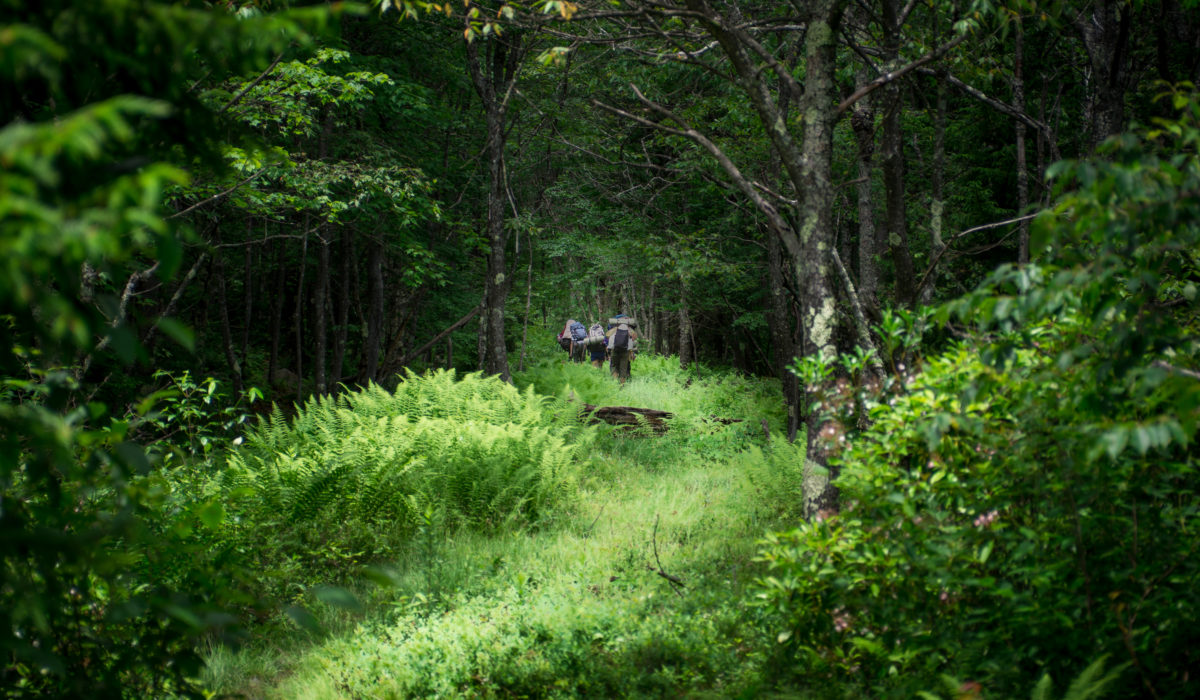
[197,501,224,530]
[284,605,322,633]
[314,585,362,612]
[157,317,195,351]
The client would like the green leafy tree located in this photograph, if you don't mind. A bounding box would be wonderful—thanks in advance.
[755,90,1200,697]
[0,0,335,694]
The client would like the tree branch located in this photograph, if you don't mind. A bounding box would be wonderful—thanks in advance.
[167,169,267,220]
[217,52,285,116]
[837,31,969,115]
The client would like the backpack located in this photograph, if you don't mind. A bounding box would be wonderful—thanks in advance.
[611,324,634,351]
[570,321,587,342]
[586,323,606,348]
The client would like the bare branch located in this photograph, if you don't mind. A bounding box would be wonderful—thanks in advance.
[217,52,285,116]
[914,213,1041,293]
[837,31,969,114]
[167,169,267,220]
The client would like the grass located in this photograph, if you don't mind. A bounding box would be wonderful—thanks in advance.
[200,347,801,698]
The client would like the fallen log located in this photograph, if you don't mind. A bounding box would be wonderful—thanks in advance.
[580,403,674,433]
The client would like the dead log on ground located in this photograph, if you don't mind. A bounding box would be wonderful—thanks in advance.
[580,403,674,433]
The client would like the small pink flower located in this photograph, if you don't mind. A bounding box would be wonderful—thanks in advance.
[973,510,999,528]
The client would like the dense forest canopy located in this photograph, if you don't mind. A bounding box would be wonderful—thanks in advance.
[3,0,1198,696]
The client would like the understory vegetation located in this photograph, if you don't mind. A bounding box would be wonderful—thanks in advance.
[6,0,1200,698]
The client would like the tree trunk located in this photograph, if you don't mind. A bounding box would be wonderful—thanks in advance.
[293,218,308,402]
[268,236,285,384]
[518,233,534,372]
[851,72,880,313]
[922,69,948,301]
[1076,0,1132,150]
[314,230,330,395]
[466,29,524,383]
[1014,18,1031,264]
[331,229,350,391]
[796,1,845,519]
[678,303,693,369]
[240,225,252,369]
[363,236,384,385]
[767,224,802,441]
[213,230,244,394]
[880,0,917,307]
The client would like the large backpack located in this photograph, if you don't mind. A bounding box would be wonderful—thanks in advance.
[586,323,606,348]
[611,324,635,351]
[570,321,587,342]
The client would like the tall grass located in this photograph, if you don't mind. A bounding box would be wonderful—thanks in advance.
[201,350,803,698]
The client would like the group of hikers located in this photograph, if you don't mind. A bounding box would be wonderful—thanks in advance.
[557,314,639,384]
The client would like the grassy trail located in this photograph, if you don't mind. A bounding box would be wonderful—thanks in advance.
[205,357,794,698]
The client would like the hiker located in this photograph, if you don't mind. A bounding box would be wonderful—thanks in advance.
[584,321,608,368]
[605,315,639,384]
[558,319,588,363]
[556,321,573,356]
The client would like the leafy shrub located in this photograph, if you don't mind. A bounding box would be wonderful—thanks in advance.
[754,92,1200,698]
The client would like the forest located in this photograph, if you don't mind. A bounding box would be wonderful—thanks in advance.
[3,0,1199,697]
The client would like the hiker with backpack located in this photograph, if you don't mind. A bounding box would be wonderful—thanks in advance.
[605,315,638,384]
[557,319,588,363]
[584,321,608,367]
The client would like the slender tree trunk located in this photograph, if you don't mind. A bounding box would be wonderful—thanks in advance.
[466,30,524,383]
[268,240,284,384]
[331,229,350,391]
[851,75,880,314]
[477,291,487,370]
[923,69,949,301]
[293,218,309,402]
[1014,18,1031,264]
[880,0,917,307]
[314,230,330,394]
[678,298,693,369]
[213,230,244,394]
[363,236,384,384]
[796,0,846,519]
[240,224,253,369]
[767,224,802,441]
[518,234,533,372]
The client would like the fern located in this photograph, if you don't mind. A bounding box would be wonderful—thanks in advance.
[218,369,590,570]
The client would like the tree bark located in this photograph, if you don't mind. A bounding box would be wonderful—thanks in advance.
[518,233,534,372]
[795,1,846,519]
[851,69,880,313]
[331,229,350,391]
[466,29,526,383]
[678,302,693,369]
[268,236,285,385]
[293,217,308,402]
[767,224,802,441]
[1075,0,1132,150]
[213,236,244,395]
[922,69,948,301]
[240,233,253,369]
[880,0,917,307]
[363,236,384,385]
[1014,18,1031,264]
[314,230,330,395]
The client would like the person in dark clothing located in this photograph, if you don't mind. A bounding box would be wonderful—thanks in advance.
[557,319,587,363]
[588,336,607,368]
[606,317,638,384]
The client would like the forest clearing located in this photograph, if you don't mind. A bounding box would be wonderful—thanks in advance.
[4,0,1199,698]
